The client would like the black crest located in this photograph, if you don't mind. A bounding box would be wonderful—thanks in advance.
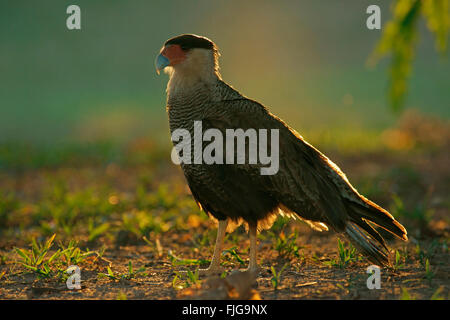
[165,34,215,51]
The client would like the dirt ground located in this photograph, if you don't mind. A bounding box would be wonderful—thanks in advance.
[0,114,449,300]
[0,226,448,300]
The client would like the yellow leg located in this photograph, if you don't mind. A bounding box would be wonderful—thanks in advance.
[246,224,261,273]
[199,219,227,276]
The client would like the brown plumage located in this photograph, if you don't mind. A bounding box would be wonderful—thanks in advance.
[156,34,407,273]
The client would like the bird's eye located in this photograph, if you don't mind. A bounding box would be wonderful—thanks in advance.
[180,45,190,51]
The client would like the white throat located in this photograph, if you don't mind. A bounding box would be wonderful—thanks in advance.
[166,48,220,98]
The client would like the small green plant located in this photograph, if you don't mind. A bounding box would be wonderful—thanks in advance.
[274,230,301,259]
[415,241,440,267]
[14,235,100,281]
[324,239,360,268]
[99,266,119,281]
[92,245,107,263]
[0,253,7,265]
[415,243,426,265]
[336,283,349,294]
[186,269,200,285]
[311,253,322,263]
[98,261,146,281]
[192,229,214,248]
[124,261,146,279]
[59,240,94,267]
[392,249,406,271]
[270,264,288,290]
[423,259,435,282]
[172,273,181,289]
[167,250,210,266]
[223,246,246,267]
[400,287,415,300]
[172,269,200,290]
[430,286,445,300]
[87,218,110,242]
[270,216,290,234]
[117,291,127,300]
[120,210,172,239]
[14,234,60,278]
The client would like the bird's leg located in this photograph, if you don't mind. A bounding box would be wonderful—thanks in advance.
[198,219,228,276]
[246,223,261,274]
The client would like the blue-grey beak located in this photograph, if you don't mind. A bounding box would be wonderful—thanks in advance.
[155,53,170,75]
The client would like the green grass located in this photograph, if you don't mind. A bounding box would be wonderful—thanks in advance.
[98,261,146,281]
[414,240,444,267]
[275,230,301,260]
[172,270,200,290]
[14,234,60,278]
[400,287,415,300]
[223,246,246,267]
[87,219,110,242]
[59,240,95,267]
[167,250,210,267]
[430,286,446,300]
[423,259,435,282]
[400,286,446,300]
[14,234,94,280]
[324,239,361,269]
[392,249,407,271]
[116,291,128,300]
[270,264,288,290]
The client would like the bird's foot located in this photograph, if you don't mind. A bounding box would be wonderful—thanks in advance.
[198,265,225,277]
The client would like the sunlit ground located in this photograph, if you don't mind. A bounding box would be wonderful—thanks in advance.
[0,110,448,299]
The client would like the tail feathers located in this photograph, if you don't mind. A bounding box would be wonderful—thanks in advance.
[346,198,408,241]
[345,221,389,266]
[352,218,388,251]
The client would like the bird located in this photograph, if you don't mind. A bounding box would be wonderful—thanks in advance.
[155,34,407,275]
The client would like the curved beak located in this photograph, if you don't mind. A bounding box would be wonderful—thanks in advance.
[155,53,170,75]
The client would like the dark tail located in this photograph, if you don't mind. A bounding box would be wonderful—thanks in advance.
[344,197,408,266]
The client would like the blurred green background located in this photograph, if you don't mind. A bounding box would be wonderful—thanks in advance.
[0,0,448,146]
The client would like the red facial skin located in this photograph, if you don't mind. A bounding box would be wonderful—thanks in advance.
[161,44,186,66]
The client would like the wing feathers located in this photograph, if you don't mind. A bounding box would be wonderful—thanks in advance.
[202,82,406,244]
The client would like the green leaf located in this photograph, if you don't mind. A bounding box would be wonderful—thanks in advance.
[107,267,115,278]
[430,286,444,300]
[400,287,415,300]
[45,234,56,250]
[21,263,38,272]
[48,249,61,264]
[15,248,30,263]
[367,0,440,113]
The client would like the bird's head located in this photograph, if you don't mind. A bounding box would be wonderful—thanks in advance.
[155,34,220,80]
